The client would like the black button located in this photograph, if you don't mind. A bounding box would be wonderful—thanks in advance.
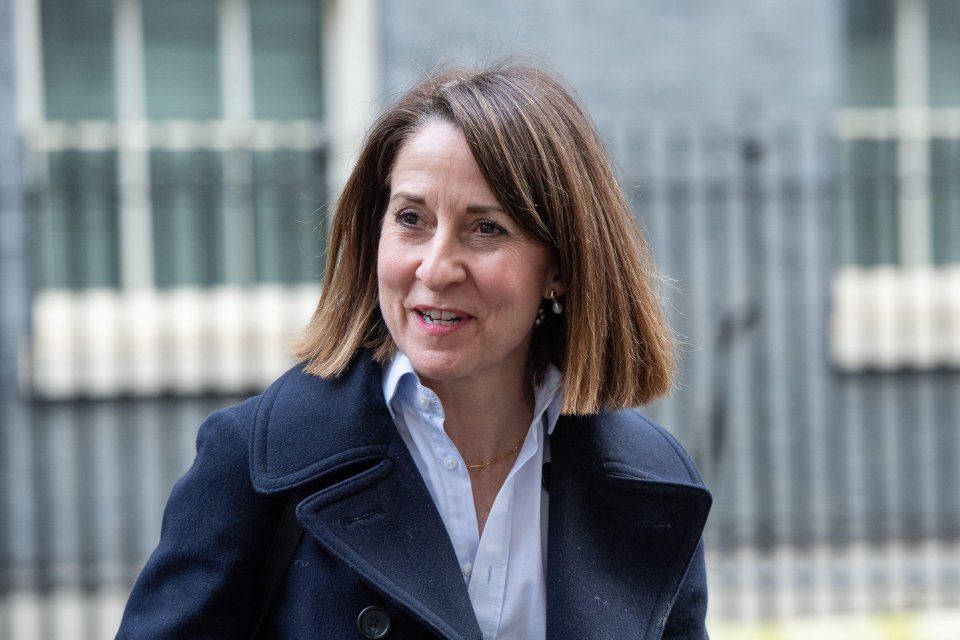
[357,605,391,638]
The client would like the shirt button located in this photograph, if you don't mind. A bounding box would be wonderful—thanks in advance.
[463,562,473,577]
[417,394,429,408]
[442,456,457,470]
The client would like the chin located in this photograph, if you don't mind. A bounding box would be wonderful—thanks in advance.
[406,350,471,382]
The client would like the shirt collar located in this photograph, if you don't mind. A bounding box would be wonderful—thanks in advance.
[381,351,415,422]
[382,351,564,434]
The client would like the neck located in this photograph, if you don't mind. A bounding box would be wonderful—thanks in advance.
[421,368,535,463]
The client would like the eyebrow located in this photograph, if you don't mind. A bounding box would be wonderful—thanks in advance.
[466,203,506,214]
[390,191,505,215]
[390,191,426,205]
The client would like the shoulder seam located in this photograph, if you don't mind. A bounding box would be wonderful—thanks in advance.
[628,409,703,485]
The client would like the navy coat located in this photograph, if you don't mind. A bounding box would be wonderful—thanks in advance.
[117,354,712,639]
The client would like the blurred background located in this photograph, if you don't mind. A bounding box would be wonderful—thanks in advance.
[1,0,959,638]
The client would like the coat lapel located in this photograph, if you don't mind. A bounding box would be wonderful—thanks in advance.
[546,414,712,640]
[296,430,483,640]
[249,356,482,640]
[249,357,710,640]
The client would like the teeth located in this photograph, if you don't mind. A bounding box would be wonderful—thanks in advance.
[419,309,461,325]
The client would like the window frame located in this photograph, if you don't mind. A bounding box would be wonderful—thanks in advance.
[833,0,960,371]
[13,0,380,398]
[839,0,938,267]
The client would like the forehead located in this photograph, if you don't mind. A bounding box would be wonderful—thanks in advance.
[393,122,473,174]
[388,121,496,200]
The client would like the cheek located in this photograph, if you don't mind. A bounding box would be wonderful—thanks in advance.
[376,237,414,306]
[483,257,550,314]
[376,237,398,289]
[376,246,393,314]
[515,251,555,305]
[377,245,401,334]
[375,246,387,292]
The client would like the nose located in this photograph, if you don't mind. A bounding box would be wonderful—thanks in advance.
[415,232,466,291]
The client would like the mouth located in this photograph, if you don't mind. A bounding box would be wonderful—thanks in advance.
[416,308,464,326]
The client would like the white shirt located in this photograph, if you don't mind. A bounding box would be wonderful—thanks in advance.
[382,352,563,640]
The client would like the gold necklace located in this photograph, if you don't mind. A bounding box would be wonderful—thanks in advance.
[464,433,527,472]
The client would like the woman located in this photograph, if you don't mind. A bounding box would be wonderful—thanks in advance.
[117,63,711,639]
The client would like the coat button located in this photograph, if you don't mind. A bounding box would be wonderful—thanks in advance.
[357,605,391,638]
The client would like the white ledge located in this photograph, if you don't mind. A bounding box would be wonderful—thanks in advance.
[28,284,320,399]
[830,266,960,371]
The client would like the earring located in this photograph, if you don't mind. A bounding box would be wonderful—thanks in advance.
[549,290,563,315]
[534,307,545,327]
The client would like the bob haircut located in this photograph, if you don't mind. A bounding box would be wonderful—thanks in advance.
[295,62,674,415]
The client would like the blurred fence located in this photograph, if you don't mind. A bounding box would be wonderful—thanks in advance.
[607,121,960,627]
[2,119,960,638]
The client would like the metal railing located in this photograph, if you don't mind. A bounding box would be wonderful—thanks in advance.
[2,119,960,638]
[610,121,960,627]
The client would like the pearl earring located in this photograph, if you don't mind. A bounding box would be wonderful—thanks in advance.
[549,290,563,315]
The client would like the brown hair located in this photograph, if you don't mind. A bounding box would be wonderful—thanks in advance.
[295,62,674,414]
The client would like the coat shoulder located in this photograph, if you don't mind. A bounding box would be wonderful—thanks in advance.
[570,408,708,490]
[248,357,396,493]
[116,395,284,637]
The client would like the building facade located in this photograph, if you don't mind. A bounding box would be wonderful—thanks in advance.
[1,0,959,637]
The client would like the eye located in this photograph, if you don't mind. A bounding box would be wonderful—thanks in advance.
[394,209,421,226]
[477,219,506,236]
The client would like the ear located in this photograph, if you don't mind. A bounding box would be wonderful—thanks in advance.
[543,263,567,297]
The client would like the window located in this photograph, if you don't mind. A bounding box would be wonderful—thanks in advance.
[832,0,960,371]
[839,0,960,267]
[17,0,379,397]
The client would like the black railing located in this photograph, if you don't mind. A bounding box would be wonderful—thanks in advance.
[2,120,960,637]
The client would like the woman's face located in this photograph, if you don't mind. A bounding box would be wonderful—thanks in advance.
[377,121,562,392]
